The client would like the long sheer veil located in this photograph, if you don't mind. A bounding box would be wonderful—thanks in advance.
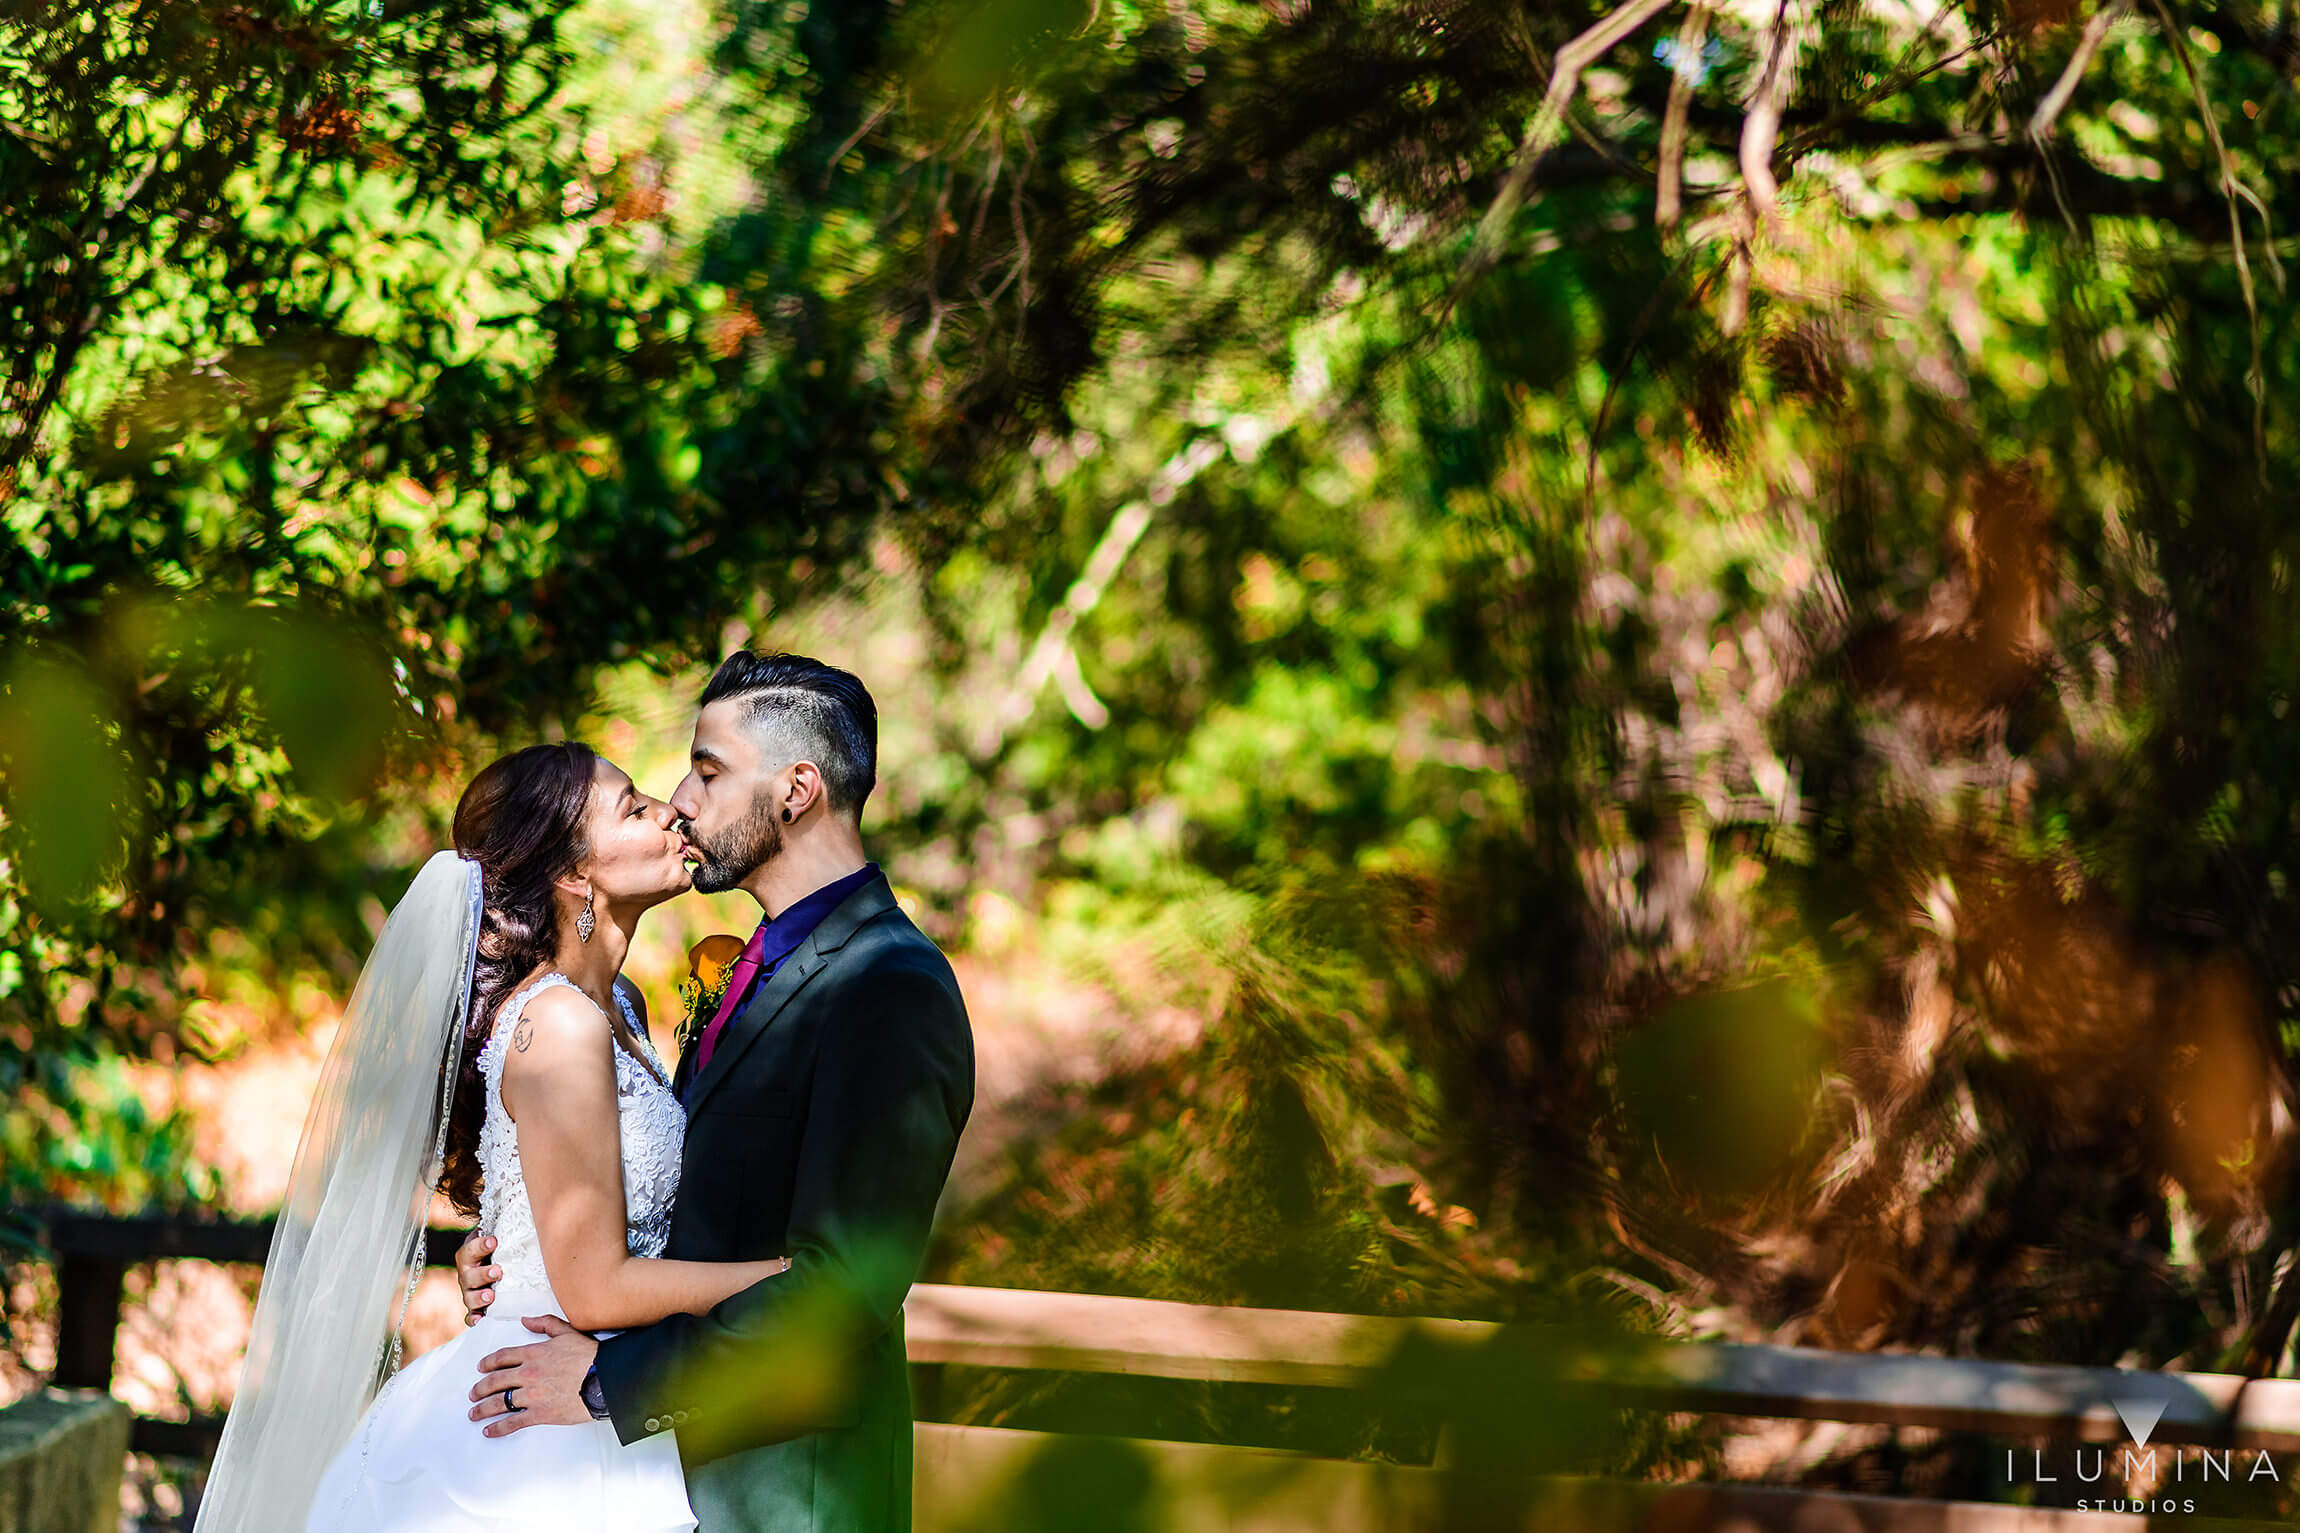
[194,850,483,1533]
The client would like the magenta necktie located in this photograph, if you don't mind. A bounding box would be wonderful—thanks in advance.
[692,924,766,1075]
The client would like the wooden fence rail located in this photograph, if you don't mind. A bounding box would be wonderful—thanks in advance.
[904,1283,2300,1452]
[18,1210,2300,1530]
[34,1211,467,1458]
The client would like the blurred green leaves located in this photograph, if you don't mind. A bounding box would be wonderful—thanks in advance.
[1377,1316,1659,1531]
[77,330,371,478]
[127,600,400,806]
[0,0,907,1262]
[905,0,1094,124]
[0,604,399,918]
[1613,978,1829,1208]
[950,1434,1164,1533]
[0,652,138,913]
[665,1236,923,1463]
[0,1051,217,1213]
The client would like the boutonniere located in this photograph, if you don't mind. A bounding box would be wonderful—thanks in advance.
[675,934,747,1059]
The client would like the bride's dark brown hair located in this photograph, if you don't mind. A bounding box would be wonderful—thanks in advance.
[438,741,598,1217]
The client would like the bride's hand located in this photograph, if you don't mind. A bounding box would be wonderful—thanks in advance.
[456,1231,502,1326]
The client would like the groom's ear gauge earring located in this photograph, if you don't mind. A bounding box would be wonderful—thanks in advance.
[782,807,794,823]
[576,889,596,943]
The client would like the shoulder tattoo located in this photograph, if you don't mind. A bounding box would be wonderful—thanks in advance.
[512,1016,535,1052]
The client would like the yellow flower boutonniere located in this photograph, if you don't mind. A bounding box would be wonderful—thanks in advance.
[675,933,747,1060]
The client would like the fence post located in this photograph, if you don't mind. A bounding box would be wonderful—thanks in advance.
[0,1388,131,1533]
[912,1361,948,1423]
[52,1254,124,1391]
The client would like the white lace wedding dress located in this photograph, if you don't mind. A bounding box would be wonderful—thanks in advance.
[303,973,695,1531]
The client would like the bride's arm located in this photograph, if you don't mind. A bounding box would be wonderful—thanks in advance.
[501,986,785,1332]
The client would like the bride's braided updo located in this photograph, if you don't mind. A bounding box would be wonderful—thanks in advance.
[438,741,598,1217]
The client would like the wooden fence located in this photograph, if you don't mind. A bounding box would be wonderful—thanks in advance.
[36,1211,467,1459]
[903,1283,2300,1452]
[21,1210,2300,1529]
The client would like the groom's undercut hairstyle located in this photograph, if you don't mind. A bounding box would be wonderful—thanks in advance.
[700,650,878,819]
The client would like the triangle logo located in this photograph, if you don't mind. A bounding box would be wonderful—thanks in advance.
[2114,1397,2166,1448]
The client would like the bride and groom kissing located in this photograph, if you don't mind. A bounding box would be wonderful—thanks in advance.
[196,652,975,1533]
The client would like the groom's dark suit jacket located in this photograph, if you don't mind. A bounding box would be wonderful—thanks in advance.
[594,872,973,1533]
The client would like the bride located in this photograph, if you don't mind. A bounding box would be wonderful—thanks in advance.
[195,742,786,1532]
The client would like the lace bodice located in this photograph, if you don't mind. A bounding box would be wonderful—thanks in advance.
[475,973,684,1309]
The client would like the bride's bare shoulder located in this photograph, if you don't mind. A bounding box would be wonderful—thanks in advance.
[501,983,610,1069]
[496,985,615,1126]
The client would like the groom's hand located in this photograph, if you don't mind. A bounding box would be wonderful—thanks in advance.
[469,1314,598,1435]
[455,1231,501,1325]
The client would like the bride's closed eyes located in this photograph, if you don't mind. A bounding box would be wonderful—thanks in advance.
[579,761,691,907]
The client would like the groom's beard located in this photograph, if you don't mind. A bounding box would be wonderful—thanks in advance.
[687,794,782,893]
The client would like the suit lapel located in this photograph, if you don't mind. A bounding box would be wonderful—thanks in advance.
[680,872,901,1119]
[684,937,828,1118]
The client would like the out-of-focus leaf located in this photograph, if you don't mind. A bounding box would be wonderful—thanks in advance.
[77,329,370,473]
[131,599,400,804]
[908,0,1092,123]
[956,1434,1162,1533]
[1613,977,1828,1206]
[242,619,398,803]
[0,651,138,915]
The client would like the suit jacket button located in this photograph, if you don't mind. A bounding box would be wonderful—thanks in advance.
[673,1410,688,1424]
[645,1417,662,1431]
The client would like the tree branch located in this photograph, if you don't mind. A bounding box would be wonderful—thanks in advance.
[1656,2,1712,231]
[1455,0,1680,303]
[2030,0,2126,144]
[2152,0,2280,478]
[977,433,1229,757]
[1739,0,1798,225]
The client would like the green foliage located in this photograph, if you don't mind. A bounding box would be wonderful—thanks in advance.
[0,1053,214,1213]
[0,0,896,1242]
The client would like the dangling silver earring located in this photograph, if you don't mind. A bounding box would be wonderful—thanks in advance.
[576,889,596,944]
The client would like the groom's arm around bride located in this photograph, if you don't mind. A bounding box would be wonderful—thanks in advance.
[607,898,972,1461]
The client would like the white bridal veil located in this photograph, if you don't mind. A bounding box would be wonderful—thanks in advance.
[195,851,482,1533]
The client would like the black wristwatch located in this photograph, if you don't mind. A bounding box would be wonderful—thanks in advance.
[580,1365,611,1421]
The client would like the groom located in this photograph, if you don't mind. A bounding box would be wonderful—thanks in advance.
[456,651,974,1532]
